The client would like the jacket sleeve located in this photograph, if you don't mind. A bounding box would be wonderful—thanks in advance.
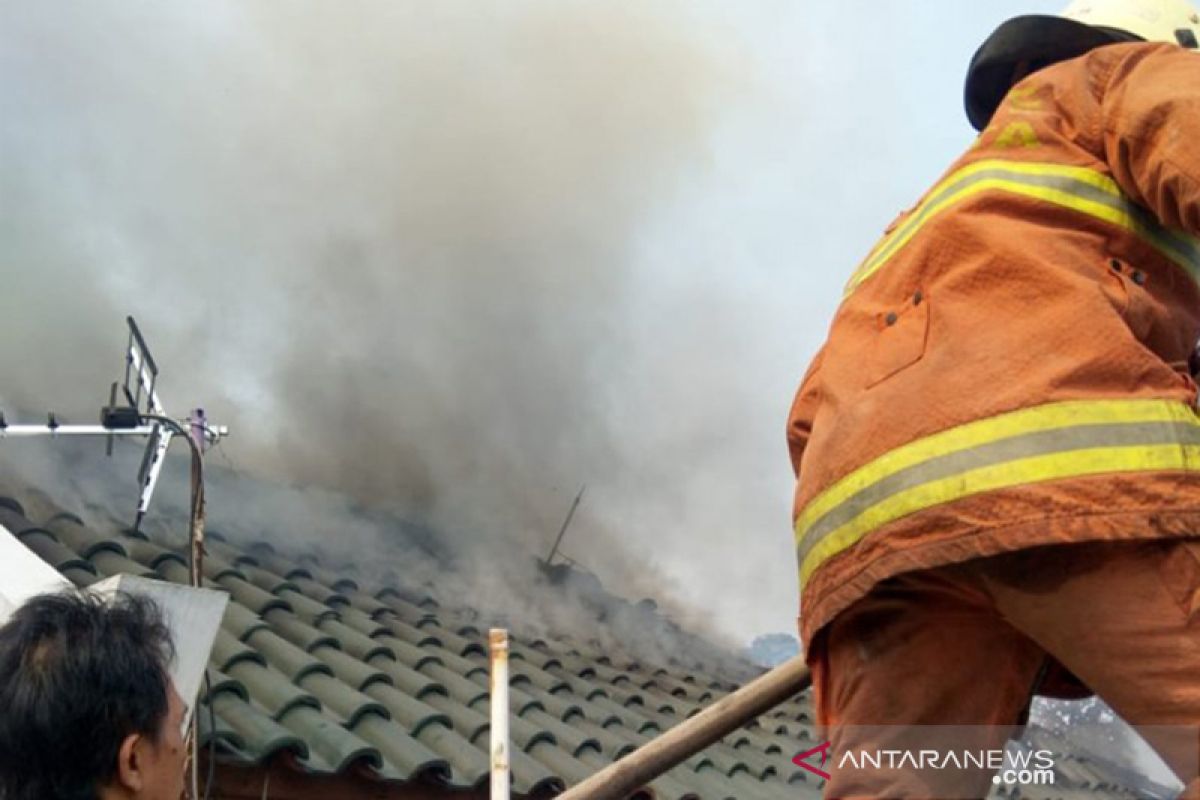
[1101,45,1200,236]
[787,344,826,478]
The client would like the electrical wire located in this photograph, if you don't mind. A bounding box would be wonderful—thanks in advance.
[140,414,205,580]
[202,670,216,800]
[211,436,236,470]
[140,413,208,800]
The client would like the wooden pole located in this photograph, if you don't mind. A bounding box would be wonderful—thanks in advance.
[557,655,812,800]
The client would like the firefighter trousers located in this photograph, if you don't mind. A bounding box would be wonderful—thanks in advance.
[811,539,1200,799]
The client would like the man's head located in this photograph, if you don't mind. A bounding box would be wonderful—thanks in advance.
[0,591,185,800]
[965,0,1200,130]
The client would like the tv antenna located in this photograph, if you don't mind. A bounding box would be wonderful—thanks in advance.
[0,316,228,582]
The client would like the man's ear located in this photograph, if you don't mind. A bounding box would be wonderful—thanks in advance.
[115,732,146,793]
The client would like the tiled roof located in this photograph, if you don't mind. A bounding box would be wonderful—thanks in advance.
[0,484,1161,800]
[0,489,822,799]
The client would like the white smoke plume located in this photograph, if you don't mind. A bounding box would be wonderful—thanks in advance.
[1,1,797,654]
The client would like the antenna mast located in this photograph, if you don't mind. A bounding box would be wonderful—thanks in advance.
[0,316,229,538]
[545,484,586,567]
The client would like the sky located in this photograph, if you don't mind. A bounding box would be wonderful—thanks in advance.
[0,0,1066,647]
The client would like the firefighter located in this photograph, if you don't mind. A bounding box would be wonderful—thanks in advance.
[787,0,1200,795]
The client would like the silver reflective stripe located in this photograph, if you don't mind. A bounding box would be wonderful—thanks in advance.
[797,419,1200,569]
[845,161,1200,295]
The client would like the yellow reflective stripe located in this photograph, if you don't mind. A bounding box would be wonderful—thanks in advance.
[799,441,1200,583]
[987,159,1123,194]
[842,160,1200,296]
[844,178,998,293]
[1001,162,1200,268]
[794,399,1193,538]
[843,159,1061,292]
[794,399,1200,583]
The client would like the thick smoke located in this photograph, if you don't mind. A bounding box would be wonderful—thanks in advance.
[1,2,795,651]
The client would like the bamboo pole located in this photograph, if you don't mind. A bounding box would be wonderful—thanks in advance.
[557,654,812,800]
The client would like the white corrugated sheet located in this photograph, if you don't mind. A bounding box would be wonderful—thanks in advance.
[91,573,228,733]
[0,525,72,620]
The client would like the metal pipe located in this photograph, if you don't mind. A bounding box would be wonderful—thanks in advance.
[557,655,812,800]
[489,628,511,800]
[546,485,585,565]
[0,425,161,437]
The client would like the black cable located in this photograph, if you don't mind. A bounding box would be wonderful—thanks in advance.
[213,439,235,470]
[139,414,204,572]
[203,670,216,800]
[139,413,209,798]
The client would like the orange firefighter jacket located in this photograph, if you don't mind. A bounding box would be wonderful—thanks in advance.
[789,42,1200,649]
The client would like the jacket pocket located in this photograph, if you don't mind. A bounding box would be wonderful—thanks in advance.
[1099,259,1153,342]
[865,290,930,389]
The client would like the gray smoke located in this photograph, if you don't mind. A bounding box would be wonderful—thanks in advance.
[0,436,756,679]
[0,1,791,653]
[1029,697,1182,794]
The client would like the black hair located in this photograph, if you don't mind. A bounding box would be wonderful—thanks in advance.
[0,591,175,800]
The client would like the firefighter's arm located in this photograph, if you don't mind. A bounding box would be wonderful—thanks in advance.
[1101,45,1200,235]
[787,344,826,477]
